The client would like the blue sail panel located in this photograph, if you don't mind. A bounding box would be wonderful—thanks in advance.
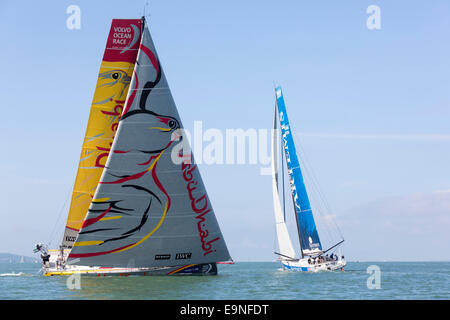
[275,86,322,254]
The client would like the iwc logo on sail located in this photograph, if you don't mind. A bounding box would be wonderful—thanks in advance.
[175,252,192,260]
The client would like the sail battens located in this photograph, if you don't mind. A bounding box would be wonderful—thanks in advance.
[99,216,122,221]
[73,241,104,247]
[92,65,137,70]
[71,213,213,220]
[105,48,140,51]
[71,232,224,241]
[71,189,212,200]
[67,18,230,268]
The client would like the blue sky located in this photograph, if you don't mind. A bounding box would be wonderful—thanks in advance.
[0,0,449,261]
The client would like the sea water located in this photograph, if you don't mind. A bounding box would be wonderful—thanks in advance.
[0,262,448,300]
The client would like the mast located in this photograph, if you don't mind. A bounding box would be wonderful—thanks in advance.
[276,95,304,258]
[275,86,323,256]
[291,192,304,258]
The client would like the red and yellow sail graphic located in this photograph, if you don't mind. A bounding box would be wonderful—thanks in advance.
[62,19,143,249]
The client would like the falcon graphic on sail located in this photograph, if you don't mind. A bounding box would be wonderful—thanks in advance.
[35,17,231,276]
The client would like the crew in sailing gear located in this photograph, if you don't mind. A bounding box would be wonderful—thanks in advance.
[41,252,50,267]
[34,243,50,267]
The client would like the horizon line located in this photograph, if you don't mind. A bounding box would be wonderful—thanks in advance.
[296,132,450,141]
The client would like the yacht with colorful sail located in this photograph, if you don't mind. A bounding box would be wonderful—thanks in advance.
[34,17,231,276]
[271,86,346,272]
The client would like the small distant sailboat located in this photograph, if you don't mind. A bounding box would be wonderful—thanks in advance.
[34,17,231,276]
[271,86,346,272]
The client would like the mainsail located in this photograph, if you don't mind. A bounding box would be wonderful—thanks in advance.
[67,18,231,268]
[271,107,296,259]
[275,86,322,256]
[61,19,143,249]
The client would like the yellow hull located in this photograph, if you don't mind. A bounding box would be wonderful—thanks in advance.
[42,263,216,276]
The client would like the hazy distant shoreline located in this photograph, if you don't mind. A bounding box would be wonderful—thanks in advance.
[1,253,448,264]
[0,253,39,264]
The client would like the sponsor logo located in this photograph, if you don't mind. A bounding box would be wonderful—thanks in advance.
[175,252,192,260]
[180,155,220,256]
[155,254,171,260]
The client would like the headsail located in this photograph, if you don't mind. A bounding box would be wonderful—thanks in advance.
[271,106,296,259]
[275,86,322,256]
[61,19,143,249]
[67,19,231,268]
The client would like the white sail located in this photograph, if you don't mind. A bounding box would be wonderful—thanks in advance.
[271,107,296,260]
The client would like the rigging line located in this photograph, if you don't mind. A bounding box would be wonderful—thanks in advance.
[314,239,345,257]
[274,251,299,261]
[272,104,280,254]
[298,144,339,244]
[292,130,344,239]
[47,185,73,247]
[299,154,336,244]
[143,1,150,19]
[273,90,282,255]
[285,116,336,244]
[272,113,278,254]
[272,220,278,255]
[286,124,338,246]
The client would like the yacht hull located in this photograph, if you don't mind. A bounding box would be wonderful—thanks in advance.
[43,263,217,276]
[281,258,346,272]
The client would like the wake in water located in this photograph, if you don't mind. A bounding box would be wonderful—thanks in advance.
[0,272,26,277]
